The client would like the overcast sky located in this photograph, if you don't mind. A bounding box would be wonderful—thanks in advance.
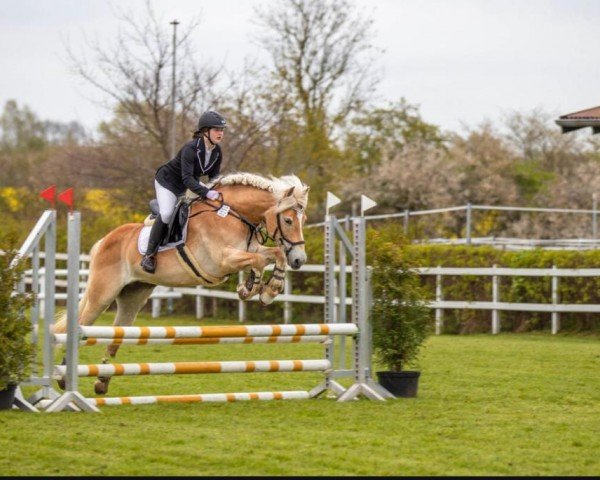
[1,0,599,135]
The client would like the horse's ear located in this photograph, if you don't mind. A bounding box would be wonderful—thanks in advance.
[285,186,295,197]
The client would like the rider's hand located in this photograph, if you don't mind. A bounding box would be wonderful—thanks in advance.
[206,190,219,201]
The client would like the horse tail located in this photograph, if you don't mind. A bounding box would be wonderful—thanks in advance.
[51,238,103,334]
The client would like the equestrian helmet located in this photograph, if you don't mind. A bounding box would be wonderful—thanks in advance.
[197,110,227,131]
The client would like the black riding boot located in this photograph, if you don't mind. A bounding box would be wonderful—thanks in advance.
[140,217,168,273]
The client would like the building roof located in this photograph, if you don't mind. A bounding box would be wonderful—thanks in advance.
[555,105,600,134]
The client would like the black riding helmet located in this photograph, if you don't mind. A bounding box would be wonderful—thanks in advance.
[197,110,227,131]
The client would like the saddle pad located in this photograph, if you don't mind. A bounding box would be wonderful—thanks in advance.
[137,222,189,255]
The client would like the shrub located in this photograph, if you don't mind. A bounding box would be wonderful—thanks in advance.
[0,238,35,390]
[369,231,432,371]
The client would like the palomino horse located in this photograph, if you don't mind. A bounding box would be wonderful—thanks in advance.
[53,172,309,394]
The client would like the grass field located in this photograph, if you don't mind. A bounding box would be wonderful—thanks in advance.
[1,312,598,476]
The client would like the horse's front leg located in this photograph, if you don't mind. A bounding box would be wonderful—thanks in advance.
[222,247,286,305]
[237,267,264,301]
[257,246,288,306]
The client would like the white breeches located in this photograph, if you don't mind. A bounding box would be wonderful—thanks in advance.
[154,180,178,224]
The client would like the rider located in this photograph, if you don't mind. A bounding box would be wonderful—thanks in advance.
[140,110,227,273]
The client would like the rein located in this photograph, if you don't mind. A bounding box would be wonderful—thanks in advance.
[189,195,268,251]
[189,195,305,254]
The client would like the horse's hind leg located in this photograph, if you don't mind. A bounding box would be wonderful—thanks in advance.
[94,282,155,395]
[55,273,126,390]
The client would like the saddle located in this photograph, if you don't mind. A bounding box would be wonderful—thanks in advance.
[144,197,228,286]
[148,197,190,245]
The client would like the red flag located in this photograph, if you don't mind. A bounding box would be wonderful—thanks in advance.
[39,185,56,207]
[57,187,74,211]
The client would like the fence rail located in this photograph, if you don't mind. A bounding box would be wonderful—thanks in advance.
[416,265,600,335]
[307,201,600,248]
[21,261,600,334]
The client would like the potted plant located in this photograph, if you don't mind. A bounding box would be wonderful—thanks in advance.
[0,241,34,410]
[370,236,432,398]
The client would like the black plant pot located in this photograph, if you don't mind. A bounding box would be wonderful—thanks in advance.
[0,384,17,410]
[377,371,421,398]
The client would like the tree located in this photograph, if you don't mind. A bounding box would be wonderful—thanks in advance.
[0,100,86,188]
[448,122,520,207]
[66,1,224,162]
[343,99,445,177]
[255,0,379,207]
[504,109,589,173]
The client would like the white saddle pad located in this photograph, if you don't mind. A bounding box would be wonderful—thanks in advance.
[137,223,188,255]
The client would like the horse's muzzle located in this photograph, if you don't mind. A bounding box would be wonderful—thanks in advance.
[288,248,307,270]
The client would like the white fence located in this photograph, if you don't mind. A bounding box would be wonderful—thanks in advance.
[417,265,600,335]
[23,256,600,334]
[307,202,600,249]
[24,262,353,324]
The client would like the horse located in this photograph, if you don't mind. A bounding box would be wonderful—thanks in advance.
[53,172,310,394]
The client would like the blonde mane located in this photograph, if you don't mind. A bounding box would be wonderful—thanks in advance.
[213,172,309,211]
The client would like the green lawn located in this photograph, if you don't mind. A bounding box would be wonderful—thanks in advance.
[1,312,598,476]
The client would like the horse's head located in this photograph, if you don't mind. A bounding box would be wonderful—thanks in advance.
[268,182,310,270]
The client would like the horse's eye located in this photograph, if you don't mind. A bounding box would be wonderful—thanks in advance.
[284,217,293,226]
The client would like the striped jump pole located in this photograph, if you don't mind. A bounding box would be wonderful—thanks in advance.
[79,323,358,340]
[54,359,332,378]
[92,390,310,406]
[54,334,329,346]
[37,391,311,408]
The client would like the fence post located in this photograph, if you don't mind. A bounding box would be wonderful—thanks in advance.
[403,209,409,236]
[195,286,204,319]
[466,203,472,245]
[551,265,560,334]
[435,268,443,335]
[238,271,246,323]
[166,295,174,314]
[152,297,161,318]
[492,264,500,334]
[283,273,292,324]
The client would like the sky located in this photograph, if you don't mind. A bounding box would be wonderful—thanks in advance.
[1,0,599,135]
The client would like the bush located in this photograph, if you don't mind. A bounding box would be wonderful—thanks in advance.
[0,238,34,390]
[369,231,432,371]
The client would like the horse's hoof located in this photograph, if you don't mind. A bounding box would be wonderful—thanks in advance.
[94,380,109,395]
[259,290,275,306]
[236,285,250,301]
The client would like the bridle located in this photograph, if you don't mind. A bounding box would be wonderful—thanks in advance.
[269,206,306,256]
